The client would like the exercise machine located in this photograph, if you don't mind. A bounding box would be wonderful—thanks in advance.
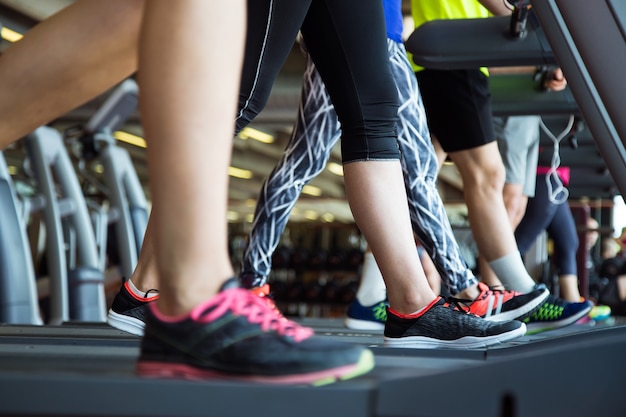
[24,126,107,323]
[531,0,626,197]
[0,151,42,324]
[405,14,556,70]
[65,78,148,279]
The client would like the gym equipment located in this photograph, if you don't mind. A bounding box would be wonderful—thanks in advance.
[0,320,624,417]
[489,72,578,116]
[406,15,578,117]
[0,151,42,324]
[24,127,107,323]
[405,7,581,117]
[2,3,626,416]
[405,14,557,70]
[3,79,146,324]
[531,0,626,198]
[66,78,148,279]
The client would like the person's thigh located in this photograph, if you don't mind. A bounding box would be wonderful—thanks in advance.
[448,141,504,184]
[236,0,311,133]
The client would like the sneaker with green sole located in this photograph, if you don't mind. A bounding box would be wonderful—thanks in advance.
[523,295,593,334]
[589,304,611,321]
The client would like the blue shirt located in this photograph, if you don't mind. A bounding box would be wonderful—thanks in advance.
[383,0,404,43]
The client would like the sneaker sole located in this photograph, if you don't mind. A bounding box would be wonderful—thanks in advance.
[383,322,527,349]
[107,310,145,336]
[136,349,375,386]
[483,288,550,322]
[344,317,385,331]
[589,312,611,322]
[589,306,612,322]
[525,304,594,335]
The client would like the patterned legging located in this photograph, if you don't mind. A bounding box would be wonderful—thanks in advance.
[241,40,477,295]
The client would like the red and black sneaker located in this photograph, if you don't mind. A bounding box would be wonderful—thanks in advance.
[136,279,374,385]
[107,279,158,336]
[456,282,549,322]
[384,296,526,349]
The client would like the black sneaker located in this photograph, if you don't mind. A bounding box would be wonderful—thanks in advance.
[107,279,158,336]
[452,282,549,322]
[136,284,375,385]
[523,295,593,334]
[384,297,526,349]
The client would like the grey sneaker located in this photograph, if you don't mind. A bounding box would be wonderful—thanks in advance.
[384,297,526,349]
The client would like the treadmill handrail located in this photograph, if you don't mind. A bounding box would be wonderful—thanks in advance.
[405,15,557,70]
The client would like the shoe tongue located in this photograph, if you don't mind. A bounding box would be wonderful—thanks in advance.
[219,277,241,291]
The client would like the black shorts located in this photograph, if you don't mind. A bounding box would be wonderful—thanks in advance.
[416,69,495,153]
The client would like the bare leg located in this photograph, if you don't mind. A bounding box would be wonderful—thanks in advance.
[127,219,158,291]
[431,136,447,167]
[0,0,163,295]
[138,0,245,315]
[0,0,158,296]
[451,143,511,259]
[0,0,142,145]
[618,276,626,301]
[420,250,441,296]
[344,161,436,314]
[133,1,376,384]
[448,143,536,292]
[503,184,530,228]
[558,274,581,302]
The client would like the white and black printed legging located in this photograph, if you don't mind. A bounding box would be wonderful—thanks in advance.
[240,36,479,297]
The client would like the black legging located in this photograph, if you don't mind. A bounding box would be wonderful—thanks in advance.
[235,0,400,163]
[515,173,579,275]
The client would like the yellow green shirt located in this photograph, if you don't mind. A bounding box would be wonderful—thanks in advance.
[409,0,490,75]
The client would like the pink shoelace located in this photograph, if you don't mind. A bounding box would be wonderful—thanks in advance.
[191,288,314,342]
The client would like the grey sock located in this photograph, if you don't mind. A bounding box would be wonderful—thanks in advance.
[488,253,536,293]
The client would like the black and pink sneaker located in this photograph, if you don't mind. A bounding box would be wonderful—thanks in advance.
[136,281,374,385]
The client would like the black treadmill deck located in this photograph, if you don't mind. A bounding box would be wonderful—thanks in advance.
[0,319,623,417]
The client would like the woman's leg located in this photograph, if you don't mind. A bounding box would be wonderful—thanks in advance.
[388,40,477,297]
[118,0,314,295]
[546,202,580,301]
[515,174,559,255]
[136,0,373,384]
[301,0,435,313]
[138,0,244,313]
[0,0,159,332]
[241,52,341,287]
[0,0,143,146]
[235,0,312,133]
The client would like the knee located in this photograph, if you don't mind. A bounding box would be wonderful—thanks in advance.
[503,189,528,227]
[461,160,506,195]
